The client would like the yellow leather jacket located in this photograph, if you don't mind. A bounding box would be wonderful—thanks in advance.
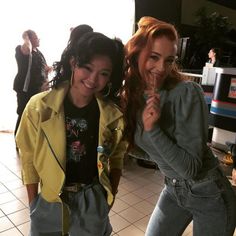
[16,82,127,206]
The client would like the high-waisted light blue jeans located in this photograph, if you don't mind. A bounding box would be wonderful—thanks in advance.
[145,168,236,236]
[29,182,111,236]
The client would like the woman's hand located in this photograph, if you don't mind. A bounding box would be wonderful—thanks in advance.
[142,93,160,131]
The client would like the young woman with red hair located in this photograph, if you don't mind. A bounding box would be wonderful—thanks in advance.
[121,16,236,236]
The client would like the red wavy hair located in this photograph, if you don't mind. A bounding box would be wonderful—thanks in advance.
[121,16,184,148]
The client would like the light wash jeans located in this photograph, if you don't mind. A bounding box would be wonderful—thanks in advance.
[145,168,236,236]
[29,182,111,236]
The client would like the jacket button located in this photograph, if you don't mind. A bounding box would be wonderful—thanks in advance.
[97,146,105,153]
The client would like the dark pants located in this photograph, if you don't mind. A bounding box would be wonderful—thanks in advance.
[15,91,37,136]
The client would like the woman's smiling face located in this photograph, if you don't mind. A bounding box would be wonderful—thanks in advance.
[70,55,112,100]
[138,36,177,90]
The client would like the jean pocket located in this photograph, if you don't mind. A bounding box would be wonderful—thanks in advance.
[29,194,39,212]
[91,183,109,215]
[30,195,62,232]
[188,179,223,198]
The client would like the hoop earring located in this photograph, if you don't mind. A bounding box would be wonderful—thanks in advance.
[70,70,74,86]
[103,82,112,97]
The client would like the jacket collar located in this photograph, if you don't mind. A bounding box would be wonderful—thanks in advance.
[96,98,123,126]
[42,81,123,125]
[42,82,69,113]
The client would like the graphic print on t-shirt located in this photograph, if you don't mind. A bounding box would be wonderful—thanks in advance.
[66,117,88,162]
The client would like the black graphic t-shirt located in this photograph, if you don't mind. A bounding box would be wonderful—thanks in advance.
[64,95,99,184]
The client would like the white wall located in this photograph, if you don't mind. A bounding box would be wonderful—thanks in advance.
[0,0,135,131]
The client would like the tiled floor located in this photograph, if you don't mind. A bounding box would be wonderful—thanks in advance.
[0,132,235,236]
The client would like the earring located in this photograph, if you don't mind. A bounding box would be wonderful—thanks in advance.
[103,82,112,97]
[70,70,74,86]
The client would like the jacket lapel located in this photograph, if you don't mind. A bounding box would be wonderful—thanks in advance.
[41,113,66,170]
[40,83,69,171]
[97,98,123,154]
[97,98,123,127]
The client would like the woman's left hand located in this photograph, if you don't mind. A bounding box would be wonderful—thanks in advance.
[142,93,160,131]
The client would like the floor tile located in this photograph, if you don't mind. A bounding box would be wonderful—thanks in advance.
[0,184,8,194]
[3,179,23,191]
[119,192,143,205]
[7,208,30,226]
[17,221,30,236]
[145,194,159,206]
[11,186,28,199]
[117,225,145,236]
[133,200,155,215]
[0,199,26,215]
[116,186,129,198]
[110,214,130,233]
[119,180,142,192]
[0,227,22,236]
[118,207,145,223]
[0,216,14,232]
[112,198,130,213]
[0,192,16,205]
[133,215,150,232]
[132,187,155,199]
[0,173,19,183]
[144,182,164,194]
[0,210,4,218]
[109,209,116,217]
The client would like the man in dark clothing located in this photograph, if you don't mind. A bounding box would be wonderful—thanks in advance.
[13,30,51,136]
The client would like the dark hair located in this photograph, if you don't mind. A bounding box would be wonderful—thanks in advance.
[211,48,221,59]
[69,24,93,46]
[51,32,125,104]
[51,25,93,87]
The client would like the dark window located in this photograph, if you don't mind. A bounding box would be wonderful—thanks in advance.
[207,0,236,10]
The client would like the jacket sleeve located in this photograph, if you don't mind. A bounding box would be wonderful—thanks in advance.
[142,82,209,179]
[16,100,40,184]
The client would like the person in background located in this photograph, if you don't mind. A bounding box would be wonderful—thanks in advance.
[16,31,127,236]
[208,47,221,67]
[121,16,236,236]
[13,30,51,136]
